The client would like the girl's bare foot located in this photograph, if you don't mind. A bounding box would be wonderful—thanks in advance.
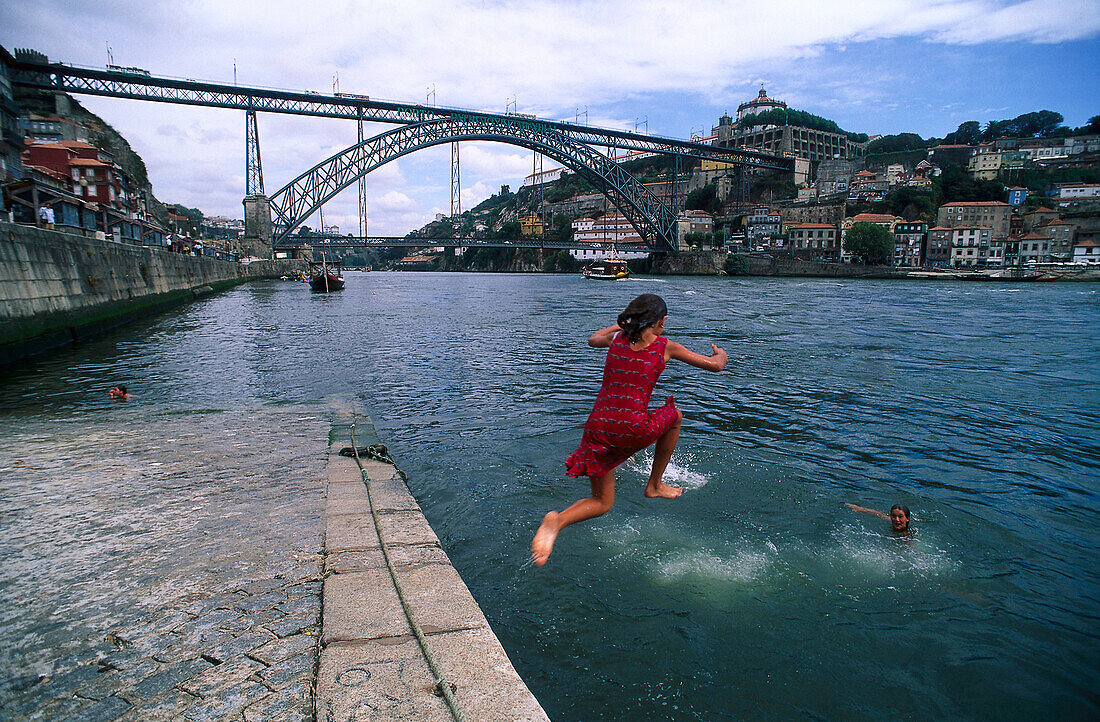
[644,481,683,498]
[531,512,561,566]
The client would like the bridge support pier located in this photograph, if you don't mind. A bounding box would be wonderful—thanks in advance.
[242,194,273,259]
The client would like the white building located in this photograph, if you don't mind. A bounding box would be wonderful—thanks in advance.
[1073,240,1100,264]
[570,213,649,261]
[1052,183,1100,199]
[949,226,992,267]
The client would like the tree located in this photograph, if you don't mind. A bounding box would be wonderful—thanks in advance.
[944,120,981,146]
[843,222,894,265]
[875,186,935,221]
[866,133,927,155]
[685,183,722,214]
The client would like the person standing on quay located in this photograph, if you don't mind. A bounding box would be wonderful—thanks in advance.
[532,293,727,567]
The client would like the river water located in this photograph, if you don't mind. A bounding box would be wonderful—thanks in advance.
[2,272,1097,720]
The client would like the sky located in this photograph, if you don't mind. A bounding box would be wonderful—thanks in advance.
[4,0,1099,236]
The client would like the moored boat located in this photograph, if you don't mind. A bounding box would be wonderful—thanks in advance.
[583,260,630,280]
[309,255,345,292]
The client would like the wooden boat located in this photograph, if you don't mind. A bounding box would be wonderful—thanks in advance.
[309,255,345,292]
[583,259,630,280]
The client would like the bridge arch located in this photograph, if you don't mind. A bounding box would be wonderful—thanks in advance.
[268,117,679,251]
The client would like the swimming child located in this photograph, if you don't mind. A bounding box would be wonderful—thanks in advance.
[108,385,132,401]
[846,502,911,532]
[531,293,728,567]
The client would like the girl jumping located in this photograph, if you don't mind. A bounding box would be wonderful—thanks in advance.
[531,293,727,566]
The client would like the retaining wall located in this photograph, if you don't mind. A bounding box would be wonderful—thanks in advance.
[0,222,304,366]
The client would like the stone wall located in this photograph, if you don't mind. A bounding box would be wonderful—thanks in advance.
[0,222,305,366]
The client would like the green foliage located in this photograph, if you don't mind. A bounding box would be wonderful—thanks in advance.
[724,254,749,275]
[544,250,580,273]
[843,222,895,265]
[866,133,928,155]
[1002,165,1100,195]
[545,171,599,203]
[980,110,1065,140]
[943,121,982,145]
[739,107,868,142]
[750,177,797,203]
[864,149,929,171]
[168,204,204,224]
[493,220,522,239]
[684,183,722,214]
[934,167,1004,204]
[873,186,936,221]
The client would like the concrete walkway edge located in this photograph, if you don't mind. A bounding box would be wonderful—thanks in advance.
[317,414,550,721]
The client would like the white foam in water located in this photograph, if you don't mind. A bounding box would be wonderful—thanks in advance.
[657,547,771,583]
[625,450,710,490]
[829,525,957,579]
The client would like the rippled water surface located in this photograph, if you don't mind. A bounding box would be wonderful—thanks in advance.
[3,273,1098,720]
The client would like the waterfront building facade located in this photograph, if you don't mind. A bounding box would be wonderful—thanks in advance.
[1035,218,1075,260]
[1073,240,1100,264]
[1016,231,1052,264]
[937,201,1012,238]
[927,226,953,266]
[676,209,715,249]
[788,223,839,260]
[893,221,928,266]
[949,226,993,267]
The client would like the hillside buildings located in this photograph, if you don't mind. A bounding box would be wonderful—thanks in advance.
[711,88,866,164]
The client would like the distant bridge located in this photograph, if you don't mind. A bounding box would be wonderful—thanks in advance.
[277,235,650,252]
[8,51,794,253]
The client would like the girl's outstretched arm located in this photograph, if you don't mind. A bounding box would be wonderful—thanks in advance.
[588,325,621,348]
[666,341,727,371]
[846,503,889,520]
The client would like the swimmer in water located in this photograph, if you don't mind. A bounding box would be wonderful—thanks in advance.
[846,503,911,532]
[108,384,132,401]
[531,293,728,567]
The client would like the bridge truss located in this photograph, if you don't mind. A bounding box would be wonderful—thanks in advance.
[269,117,688,251]
[8,53,796,253]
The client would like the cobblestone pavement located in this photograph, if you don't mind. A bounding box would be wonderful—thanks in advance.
[0,406,328,720]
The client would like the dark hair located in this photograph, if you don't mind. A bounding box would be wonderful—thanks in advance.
[890,504,910,519]
[116,385,127,395]
[617,294,667,344]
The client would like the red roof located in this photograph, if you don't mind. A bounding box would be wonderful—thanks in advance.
[791,223,836,229]
[1019,232,1050,240]
[1076,240,1099,248]
[1038,218,1071,226]
[849,213,896,223]
[69,158,109,167]
[1026,206,1056,214]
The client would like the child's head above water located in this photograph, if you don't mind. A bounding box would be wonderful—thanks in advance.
[889,504,911,531]
[618,294,668,343]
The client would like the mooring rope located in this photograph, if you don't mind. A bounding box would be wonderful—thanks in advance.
[348,417,467,722]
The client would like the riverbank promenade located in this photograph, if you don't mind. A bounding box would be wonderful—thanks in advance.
[0,405,546,720]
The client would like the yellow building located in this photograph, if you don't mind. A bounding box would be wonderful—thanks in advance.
[519,215,544,236]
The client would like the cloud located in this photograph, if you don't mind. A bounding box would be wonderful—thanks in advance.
[4,0,1098,233]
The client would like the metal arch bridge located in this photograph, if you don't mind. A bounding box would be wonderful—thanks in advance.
[7,52,795,251]
[269,116,690,249]
[275,235,651,252]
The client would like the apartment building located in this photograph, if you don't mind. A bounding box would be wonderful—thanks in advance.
[937,201,1012,238]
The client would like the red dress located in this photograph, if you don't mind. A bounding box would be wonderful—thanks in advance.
[565,333,679,478]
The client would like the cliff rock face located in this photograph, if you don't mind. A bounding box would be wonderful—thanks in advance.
[652,251,726,275]
[15,88,170,226]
